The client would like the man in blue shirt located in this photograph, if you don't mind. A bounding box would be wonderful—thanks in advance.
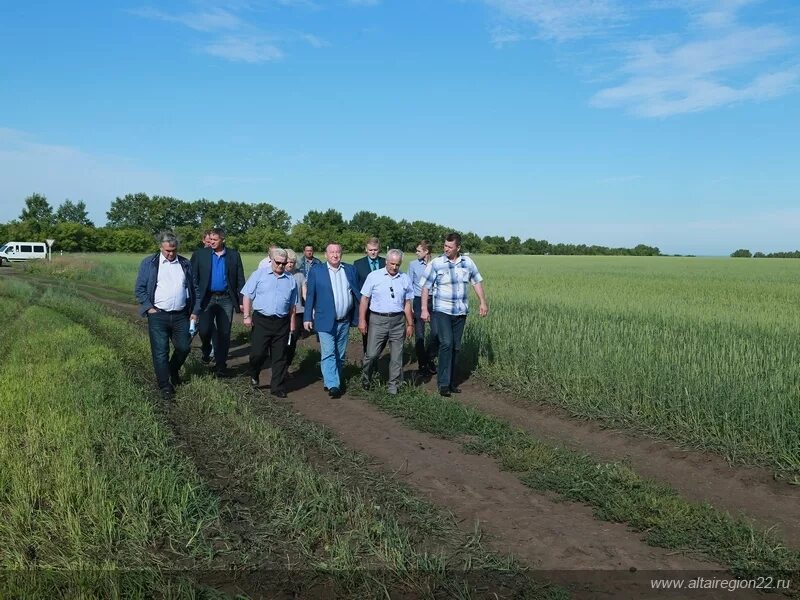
[241,248,298,398]
[191,227,246,377]
[421,232,489,397]
[406,239,439,379]
[359,249,414,394]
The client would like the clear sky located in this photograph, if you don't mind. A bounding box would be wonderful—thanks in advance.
[1,0,798,255]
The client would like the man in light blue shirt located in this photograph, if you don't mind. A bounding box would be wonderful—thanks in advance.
[358,249,414,394]
[241,248,297,398]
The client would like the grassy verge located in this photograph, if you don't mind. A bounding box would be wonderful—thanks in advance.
[2,277,565,599]
[0,283,221,598]
[354,382,800,580]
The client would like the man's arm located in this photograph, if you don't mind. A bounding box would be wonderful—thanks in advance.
[420,286,430,322]
[134,258,154,314]
[403,299,414,339]
[242,296,253,328]
[358,296,370,335]
[473,282,489,317]
[234,251,246,313]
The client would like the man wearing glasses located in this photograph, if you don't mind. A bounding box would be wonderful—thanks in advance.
[241,248,298,398]
[358,249,414,394]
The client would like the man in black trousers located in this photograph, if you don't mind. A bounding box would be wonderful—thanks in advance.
[191,227,246,377]
[353,237,386,353]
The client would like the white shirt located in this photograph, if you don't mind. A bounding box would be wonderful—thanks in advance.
[153,256,187,311]
[328,263,353,320]
[258,256,272,270]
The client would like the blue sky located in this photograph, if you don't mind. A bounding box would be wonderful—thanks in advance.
[1,0,798,255]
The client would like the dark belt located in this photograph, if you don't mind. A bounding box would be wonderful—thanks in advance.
[210,290,229,296]
[154,307,185,314]
[254,312,288,320]
[370,310,403,317]
[335,316,350,323]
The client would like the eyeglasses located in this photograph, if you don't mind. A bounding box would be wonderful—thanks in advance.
[273,261,287,267]
[389,286,395,299]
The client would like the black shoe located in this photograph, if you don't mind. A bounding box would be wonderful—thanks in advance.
[201,354,212,365]
[170,373,182,387]
[161,386,176,401]
[438,388,451,397]
[323,386,329,392]
[449,386,462,394]
[250,377,259,388]
[272,390,287,399]
[329,387,342,399]
[361,381,371,391]
[213,368,229,378]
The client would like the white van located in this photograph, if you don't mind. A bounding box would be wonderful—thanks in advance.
[0,241,48,266]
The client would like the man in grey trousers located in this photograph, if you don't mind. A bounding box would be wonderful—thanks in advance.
[358,249,414,394]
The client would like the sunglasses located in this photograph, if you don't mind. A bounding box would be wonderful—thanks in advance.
[273,260,287,267]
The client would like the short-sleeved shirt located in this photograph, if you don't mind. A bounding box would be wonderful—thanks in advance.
[241,268,297,317]
[406,258,428,297]
[361,268,414,314]
[420,254,483,316]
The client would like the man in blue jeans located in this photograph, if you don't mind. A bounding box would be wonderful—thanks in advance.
[420,232,489,397]
[304,242,361,398]
[135,232,200,400]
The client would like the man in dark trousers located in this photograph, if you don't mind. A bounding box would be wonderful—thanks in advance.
[353,237,386,353]
[135,231,200,400]
[241,248,297,398]
[191,227,246,377]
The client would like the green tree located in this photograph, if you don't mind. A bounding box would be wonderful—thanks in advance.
[19,193,55,231]
[730,249,752,258]
[55,199,94,226]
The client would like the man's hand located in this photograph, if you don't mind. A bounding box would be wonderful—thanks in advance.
[239,304,244,313]
[304,321,313,332]
[358,321,368,335]
[479,303,489,317]
[190,314,198,322]
[243,315,253,328]
[147,308,158,314]
[421,309,430,322]
[405,323,414,339]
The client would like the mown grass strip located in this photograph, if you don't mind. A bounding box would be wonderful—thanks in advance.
[354,383,800,579]
[0,287,222,598]
[3,278,567,599]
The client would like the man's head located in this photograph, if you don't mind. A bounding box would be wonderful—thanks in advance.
[271,248,288,274]
[385,249,403,276]
[415,240,431,261]
[325,242,342,268]
[303,244,314,259]
[267,244,278,260]
[209,227,226,251]
[202,229,213,248]
[158,231,179,261]
[365,237,380,260]
[443,232,461,260]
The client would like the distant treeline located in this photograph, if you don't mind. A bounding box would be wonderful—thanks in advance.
[730,249,800,259]
[2,192,661,256]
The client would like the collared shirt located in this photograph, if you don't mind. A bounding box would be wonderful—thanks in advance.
[210,249,227,292]
[241,268,298,317]
[328,262,353,320]
[421,254,483,316]
[406,258,428,297]
[361,268,413,313]
[154,256,187,311]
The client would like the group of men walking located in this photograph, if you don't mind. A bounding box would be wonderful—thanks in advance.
[135,228,488,401]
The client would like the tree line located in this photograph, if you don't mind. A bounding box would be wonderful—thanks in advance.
[1,192,662,256]
[730,248,800,259]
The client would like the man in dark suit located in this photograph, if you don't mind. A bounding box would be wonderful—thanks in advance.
[303,242,361,398]
[191,227,246,377]
[353,237,385,353]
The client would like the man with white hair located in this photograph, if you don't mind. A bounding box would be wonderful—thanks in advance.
[241,248,297,398]
[358,249,414,394]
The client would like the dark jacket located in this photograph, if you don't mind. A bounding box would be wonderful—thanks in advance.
[304,262,361,333]
[298,255,322,277]
[353,255,386,291]
[191,246,246,312]
[135,253,200,317]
